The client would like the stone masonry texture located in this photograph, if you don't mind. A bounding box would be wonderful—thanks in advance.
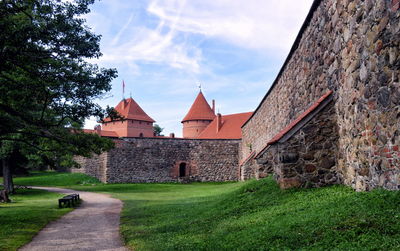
[75,138,240,183]
[241,0,400,191]
[266,101,339,189]
[74,153,108,183]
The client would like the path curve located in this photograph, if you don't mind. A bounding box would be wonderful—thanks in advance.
[19,187,129,251]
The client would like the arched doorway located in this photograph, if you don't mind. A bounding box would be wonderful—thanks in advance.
[179,163,186,177]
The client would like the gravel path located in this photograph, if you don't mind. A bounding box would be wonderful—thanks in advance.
[19,187,129,251]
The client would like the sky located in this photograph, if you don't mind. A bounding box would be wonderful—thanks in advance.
[84,0,314,137]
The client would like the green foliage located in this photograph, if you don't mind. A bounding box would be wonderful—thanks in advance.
[0,0,117,136]
[0,0,117,180]
[153,124,164,136]
[0,189,72,251]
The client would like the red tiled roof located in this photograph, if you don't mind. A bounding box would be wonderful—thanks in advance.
[106,98,155,123]
[197,112,253,139]
[182,91,216,122]
[268,90,333,145]
[82,129,119,138]
[251,90,333,160]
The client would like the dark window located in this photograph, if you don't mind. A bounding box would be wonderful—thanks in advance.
[139,133,144,137]
[179,163,186,177]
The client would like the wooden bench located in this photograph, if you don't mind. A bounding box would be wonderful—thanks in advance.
[59,193,80,208]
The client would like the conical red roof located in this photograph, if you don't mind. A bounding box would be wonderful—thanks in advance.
[182,91,216,122]
[113,98,155,123]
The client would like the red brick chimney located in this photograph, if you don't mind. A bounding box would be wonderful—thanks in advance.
[212,100,215,114]
[216,113,222,132]
[169,133,175,138]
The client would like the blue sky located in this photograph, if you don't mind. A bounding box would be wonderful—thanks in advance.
[84,0,314,137]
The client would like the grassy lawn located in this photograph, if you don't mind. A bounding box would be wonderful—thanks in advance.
[0,188,72,251]
[14,171,101,187]
[13,172,400,250]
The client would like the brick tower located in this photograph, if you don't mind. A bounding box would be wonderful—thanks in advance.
[182,91,216,138]
[102,98,155,137]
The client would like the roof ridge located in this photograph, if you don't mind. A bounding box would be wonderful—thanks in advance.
[108,97,155,123]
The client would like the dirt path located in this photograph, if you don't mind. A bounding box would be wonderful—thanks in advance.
[19,187,129,251]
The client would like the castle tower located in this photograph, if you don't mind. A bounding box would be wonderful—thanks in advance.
[102,98,155,137]
[182,91,216,138]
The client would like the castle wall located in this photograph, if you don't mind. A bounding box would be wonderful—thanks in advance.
[271,101,339,188]
[242,0,400,190]
[74,152,108,182]
[77,138,240,183]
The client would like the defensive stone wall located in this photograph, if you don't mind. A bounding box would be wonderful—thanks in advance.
[265,101,339,188]
[74,153,108,182]
[75,138,240,183]
[242,0,400,190]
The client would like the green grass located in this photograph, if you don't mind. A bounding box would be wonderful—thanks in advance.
[0,188,72,251]
[12,172,400,250]
[14,171,101,187]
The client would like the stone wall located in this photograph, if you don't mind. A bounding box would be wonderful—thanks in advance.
[335,0,400,191]
[264,101,339,188]
[73,153,108,182]
[241,0,400,190]
[76,138,240,183]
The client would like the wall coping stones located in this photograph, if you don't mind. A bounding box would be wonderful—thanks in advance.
[253,91,333,160]
[239,151,256,166]
[268,90,333,144]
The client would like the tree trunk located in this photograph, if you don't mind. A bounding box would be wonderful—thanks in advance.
[2,158,14,194]
[0,190,10,203]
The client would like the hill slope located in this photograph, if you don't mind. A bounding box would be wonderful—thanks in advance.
[14,173,400,250]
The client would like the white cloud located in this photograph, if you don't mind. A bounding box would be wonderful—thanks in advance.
[84,0,315,135]
[111,13,135,46]
[99,25,202,73]
[87,0,313,74]
[147,0,314,51]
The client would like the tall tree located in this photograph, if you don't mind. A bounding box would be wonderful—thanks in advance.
[0,0,118,193]
[153,124,164,136]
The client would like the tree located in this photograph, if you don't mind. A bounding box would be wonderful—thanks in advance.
[153,124,164,136]
[0,0,118,194]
